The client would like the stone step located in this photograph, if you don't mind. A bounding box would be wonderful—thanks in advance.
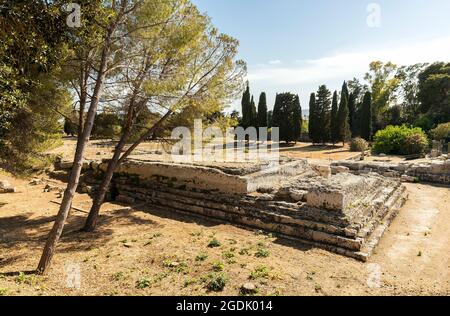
[118,186,365,251]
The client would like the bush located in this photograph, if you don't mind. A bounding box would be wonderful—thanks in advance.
[372,125,429,155]
[350,138,368,152]
[430,122,450,141]
[208,238,221,248]
[206,273,228,292]
[402,133,429,155]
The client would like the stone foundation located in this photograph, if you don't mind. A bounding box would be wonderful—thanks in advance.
[331,159,450,185]
[54,158,408,261]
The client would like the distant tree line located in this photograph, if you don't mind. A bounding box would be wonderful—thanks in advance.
[240,61,450,146]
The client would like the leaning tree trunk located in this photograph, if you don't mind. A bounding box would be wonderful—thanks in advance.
[36,39,112,275]
[83,128,131,231]
[82,111,172,231]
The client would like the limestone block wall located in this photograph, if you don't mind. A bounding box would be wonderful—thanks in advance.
[96,159,310,195]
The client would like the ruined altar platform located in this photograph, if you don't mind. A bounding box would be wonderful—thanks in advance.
[56,158,408,261]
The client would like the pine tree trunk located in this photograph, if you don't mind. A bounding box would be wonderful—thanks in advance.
[82,110,173,232]
[36,38,112,275]
[83,131,130,232]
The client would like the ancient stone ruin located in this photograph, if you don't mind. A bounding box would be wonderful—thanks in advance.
[54,158,409,261]
[332,158,450,185]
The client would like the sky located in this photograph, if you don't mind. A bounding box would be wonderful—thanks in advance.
[192,0,450,113]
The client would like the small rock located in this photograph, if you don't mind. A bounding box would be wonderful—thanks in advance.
[240,283,258,295]
[44,184,61,193]
[29,178,43,186]
[0,180,15,193]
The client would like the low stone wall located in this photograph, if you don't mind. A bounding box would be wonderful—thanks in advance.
[331,159,450,185]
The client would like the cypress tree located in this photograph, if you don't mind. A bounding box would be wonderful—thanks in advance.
[361,91,373,141]
[342,81,349,103]
[267,110,273,128]
[330,91,339,145]
[272,94,282,132]
[348,92,356,137]
[315,85,332,144]
[257,92,268,128]
[292,94,302,143]
[272,93,301,143]
[241,83,251,128]
[308,93,318,144]
[250,95,257,127]
[337,87,351,146]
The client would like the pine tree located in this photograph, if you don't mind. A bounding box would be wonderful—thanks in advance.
[241,83,251,128]
[330,91,339,145]
[257,92,268,128]
[315,85,332,144]
[308,93,318,144]
[348,92,356,137]
[337,87,351,146]
[361,92,373,141]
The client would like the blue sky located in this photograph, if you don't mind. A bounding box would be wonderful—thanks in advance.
[192,0,450,112]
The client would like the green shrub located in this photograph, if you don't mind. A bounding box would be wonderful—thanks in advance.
[206,273,228,292]
[402,133,429,155]
[195,252,208,262]
[249,266,271,280]
[136,277,151,289]
[212,261,225,272]
[430,122,450,141]
[136,278,151,289]
[350,137,368,152]
[372,125,429,155]
[255,247,270,258]
[208,238,221,248]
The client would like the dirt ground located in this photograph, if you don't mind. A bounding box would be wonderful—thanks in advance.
[0,168,449,296]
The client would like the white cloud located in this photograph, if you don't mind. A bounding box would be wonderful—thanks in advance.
[248,36,450,86]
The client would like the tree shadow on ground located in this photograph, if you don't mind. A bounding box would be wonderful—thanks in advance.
[278,144,342,153]
[0,206,159,271]
[133,204,315,253]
